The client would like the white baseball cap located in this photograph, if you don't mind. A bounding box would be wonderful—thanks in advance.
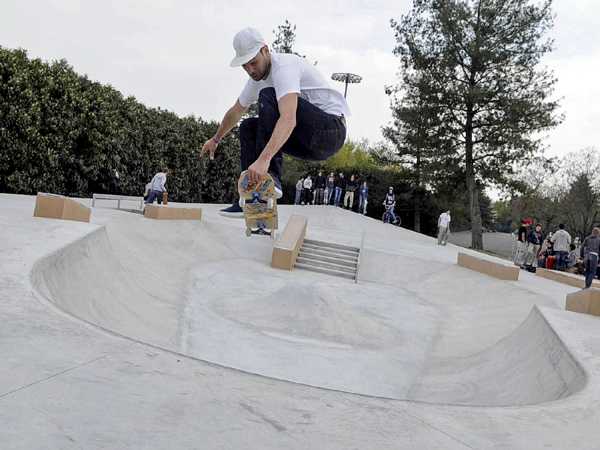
[230,27,266,67]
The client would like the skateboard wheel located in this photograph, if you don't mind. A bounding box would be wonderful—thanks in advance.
[267,199,274,209]
[245,228,252,237]
[240,198,246,207]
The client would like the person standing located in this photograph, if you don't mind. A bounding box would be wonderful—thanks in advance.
[513,219,530,266]
[358,181,368,215]
[581,227,600,288]
[334,173,345,207]
[524,223,544,269]
[302,175,313,205]
[294,177,304,205]
[325,172,335,205]
[343,174,358,210]
[437,210,451,245]
[551,224,572,271]
[314,170,326,205]
[145,168,168,205]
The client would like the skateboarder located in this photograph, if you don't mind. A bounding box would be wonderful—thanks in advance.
[199,27,349,217]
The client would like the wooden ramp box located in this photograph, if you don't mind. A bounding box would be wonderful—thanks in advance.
[272,215,308,270]
[144,204,202,221]
[33,193,91,223]
[536,268,600,289]
[566,288,600,317]
[457,252,519,281]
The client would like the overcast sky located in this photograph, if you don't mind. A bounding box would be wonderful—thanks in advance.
[2,0,599,157]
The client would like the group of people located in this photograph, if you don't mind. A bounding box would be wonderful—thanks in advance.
[513,219,600,288]
[294,171,369,214]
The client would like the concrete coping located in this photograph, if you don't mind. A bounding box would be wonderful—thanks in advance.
[537,268,600,289]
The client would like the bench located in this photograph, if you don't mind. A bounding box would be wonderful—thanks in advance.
[272,215,308,270]
[92,193,144,210]
[457,252,520,281]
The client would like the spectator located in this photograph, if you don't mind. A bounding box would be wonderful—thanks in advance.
[524,223,543,269]
[358,181,368,215]
[302,175,313,205]
[314,171,326,205]
[334,173,345,207]
[325,172,335,205]
[344,174,358,210]
[145,168,168,205]
[294,177,304,205]
[566,243,579,273]
[580,227,600,289]
[513,219,530,266]
[551,224,572,271]
[437,210,451,246]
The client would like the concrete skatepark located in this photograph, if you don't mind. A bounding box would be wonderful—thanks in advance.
[3,193,600,449]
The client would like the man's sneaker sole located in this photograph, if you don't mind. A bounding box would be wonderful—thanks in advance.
[219,210,244,218]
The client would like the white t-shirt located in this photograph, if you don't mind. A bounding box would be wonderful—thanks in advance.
[150,172,167,192]
[438,212,451,228]
[238,53,350,117]
[303,177,313,189]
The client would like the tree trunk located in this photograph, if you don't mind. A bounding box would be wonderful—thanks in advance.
[465,105,483,250]
[414,198,421,232]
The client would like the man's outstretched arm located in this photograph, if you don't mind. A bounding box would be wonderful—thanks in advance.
[247,93,297,183]
[200,100,248,159]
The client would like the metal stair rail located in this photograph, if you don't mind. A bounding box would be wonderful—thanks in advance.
[295,238,360,281]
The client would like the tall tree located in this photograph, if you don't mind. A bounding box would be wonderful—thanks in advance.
[384,75,447,232]
[272,20,298,55]
[391,0,561,249]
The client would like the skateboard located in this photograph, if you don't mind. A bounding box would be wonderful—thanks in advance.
[237,170,278,239]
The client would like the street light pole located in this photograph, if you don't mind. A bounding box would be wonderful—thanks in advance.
[331,72,362,98]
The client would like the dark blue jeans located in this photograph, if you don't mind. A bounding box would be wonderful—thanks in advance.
[239,87,346,181]
[556,251,568,271]
[145,190,163,204]
[585,253,599,288]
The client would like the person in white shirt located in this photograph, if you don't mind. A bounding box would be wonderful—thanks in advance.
[200,27,349,217]
[551,223,572,271]
[145,169,168,205]
[438,211,451,245]
[294,177,304,205]
[302,175,313,205]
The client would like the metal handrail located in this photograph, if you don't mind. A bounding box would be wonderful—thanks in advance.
[355,231,366,283]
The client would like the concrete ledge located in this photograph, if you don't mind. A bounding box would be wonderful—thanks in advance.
[272,215,307,270]
[33,193,91,223]
[457,252,519,281]
[566,288,600,316]
[536,268,600,289]
[144,204,202,220]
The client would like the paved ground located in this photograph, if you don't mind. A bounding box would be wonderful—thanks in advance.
[2,193,600,449]
[448,230,515,259]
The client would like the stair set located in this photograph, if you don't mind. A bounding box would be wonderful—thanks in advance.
[295,238,360,281]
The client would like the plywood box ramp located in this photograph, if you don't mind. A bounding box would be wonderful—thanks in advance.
[566,288,600,317]
[537,268,600,289]
[457,252,519,281]
[143,204,202,220]
[271,214,307,270]
[33,193,91,223]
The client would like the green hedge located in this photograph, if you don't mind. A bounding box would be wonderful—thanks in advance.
[0,47,240,203]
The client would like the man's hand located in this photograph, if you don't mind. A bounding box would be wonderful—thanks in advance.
[200,137,218,160]
[248,155,270,184]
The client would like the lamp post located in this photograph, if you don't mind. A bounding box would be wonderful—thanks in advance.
[331,72,362,98]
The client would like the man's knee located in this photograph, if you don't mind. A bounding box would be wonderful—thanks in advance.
[258,88,278,116]
[258,87,277,103]
[239,117,258,139]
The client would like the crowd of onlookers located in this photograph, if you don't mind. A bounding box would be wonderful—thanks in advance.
[294,171,370,214]
[513,219,600,288]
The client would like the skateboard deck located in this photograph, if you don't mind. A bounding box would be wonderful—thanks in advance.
[237,170,278,238]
